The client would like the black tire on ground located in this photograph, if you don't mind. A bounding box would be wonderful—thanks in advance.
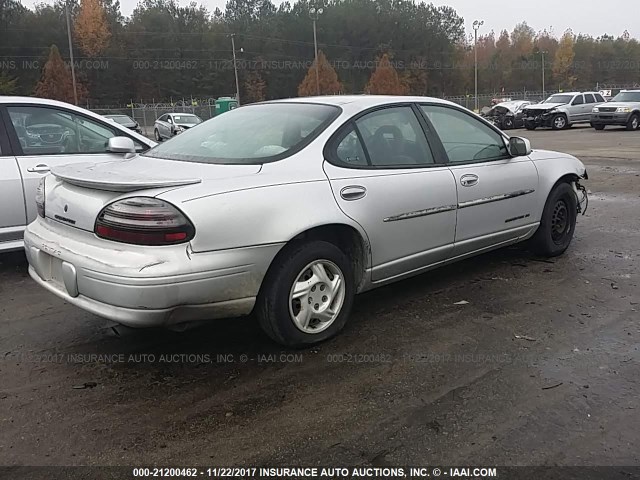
[551,114,568,130]
[255,240,355,347]
[154,129,162,141]
[503,117,514,130]
[626,113,639,131]
[530,182,578,257]
[525,123,537,130]
[593,124,605,131]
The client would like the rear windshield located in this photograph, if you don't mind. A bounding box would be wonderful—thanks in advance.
[143,103,340,164]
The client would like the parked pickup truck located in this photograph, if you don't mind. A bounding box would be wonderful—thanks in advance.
[523,92,606,130]
[0,97,156,252]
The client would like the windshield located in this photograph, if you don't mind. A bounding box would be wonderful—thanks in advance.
[143,103,340,164]
[611,91,640,102]
[543,95,573,104]
[172,115,201,124]
[107,115,134,124]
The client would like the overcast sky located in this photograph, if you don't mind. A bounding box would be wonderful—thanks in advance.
[21,0,640,39]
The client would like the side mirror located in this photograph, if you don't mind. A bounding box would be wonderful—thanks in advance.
[508,136,532,157]
[107,136,136,154]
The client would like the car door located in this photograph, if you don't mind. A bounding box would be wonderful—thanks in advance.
[323,104,457,283]
[569,94,587,122]
[418,104,539,260]
[2,103,148,224]
[0,113,27,248]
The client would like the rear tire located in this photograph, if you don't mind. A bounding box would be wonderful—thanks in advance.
[530,182,577,257]
[255,241,355,347]
[525,123,537,131]
[626,113,639,131]
[593,124,605,131]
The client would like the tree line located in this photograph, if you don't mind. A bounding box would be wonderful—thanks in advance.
[1,0,639,105]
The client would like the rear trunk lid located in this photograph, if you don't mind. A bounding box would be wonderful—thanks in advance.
[46,156,261,232]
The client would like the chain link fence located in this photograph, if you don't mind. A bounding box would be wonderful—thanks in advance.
[92,98,226,137]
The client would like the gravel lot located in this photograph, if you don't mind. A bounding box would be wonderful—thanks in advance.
[1,126,639,468]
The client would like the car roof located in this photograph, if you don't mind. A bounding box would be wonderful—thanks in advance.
[266,95,458,109]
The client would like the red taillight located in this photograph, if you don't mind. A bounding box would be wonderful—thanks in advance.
[95,197,195,246]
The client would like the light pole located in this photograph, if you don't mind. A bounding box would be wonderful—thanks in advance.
[230,33,240,105]
[540,50,548,100]
[64,0,78,105]
[473,19,484,112]
[309,5,324,95]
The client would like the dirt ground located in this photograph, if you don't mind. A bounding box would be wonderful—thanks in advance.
[1,126,639,468]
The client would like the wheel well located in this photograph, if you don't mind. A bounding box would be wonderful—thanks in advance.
[280,224,369,291]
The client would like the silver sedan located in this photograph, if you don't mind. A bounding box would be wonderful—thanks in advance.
[24,96,588,346]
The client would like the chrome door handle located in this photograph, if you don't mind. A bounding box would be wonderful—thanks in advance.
[340,185,367,201]
[26,164,50,173]
[460,174,478,187]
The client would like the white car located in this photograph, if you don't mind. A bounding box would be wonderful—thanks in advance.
[24,96,588,346]
[0,97,156,252]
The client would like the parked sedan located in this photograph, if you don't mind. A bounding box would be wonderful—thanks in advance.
[0,96,156,252]
[154,113,202,141]
[104,114,143,134]
[24,96,588,346]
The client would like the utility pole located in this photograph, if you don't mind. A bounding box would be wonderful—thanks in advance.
[541,50,548,100]
[64,0,78,105]
[473,20,484,113]
[309,5,324,95]
[230,34,241,105]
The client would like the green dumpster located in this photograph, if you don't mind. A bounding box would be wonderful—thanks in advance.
[215,97,239,115]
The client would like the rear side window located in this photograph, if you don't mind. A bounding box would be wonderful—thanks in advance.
[584,94,596,104]
[355,106,434,166]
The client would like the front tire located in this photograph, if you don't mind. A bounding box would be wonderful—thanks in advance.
[531,182,578,257]
[154,129,162,141]
[593,124,605,131]
[626,113,639,131]
[255,241,355,347]
[551,114,568,130]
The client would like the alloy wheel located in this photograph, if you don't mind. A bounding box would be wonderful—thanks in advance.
[289,260,346,334]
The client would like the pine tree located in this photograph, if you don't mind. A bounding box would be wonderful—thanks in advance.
[298,50,342,96]
[0,71,18,94]
[244,70,266,103]
[34,45,86,103]
[74,0,111,56]
[365,53,408,95]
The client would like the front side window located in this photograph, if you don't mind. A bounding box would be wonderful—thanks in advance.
[143,103,340,164]
[354,106,434,166]
[8,106,146,155]
[420,105,508,163]
[572,95,585,105]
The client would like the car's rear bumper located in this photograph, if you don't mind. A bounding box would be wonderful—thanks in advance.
[590,112,630,126]
[24,217,284,327]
